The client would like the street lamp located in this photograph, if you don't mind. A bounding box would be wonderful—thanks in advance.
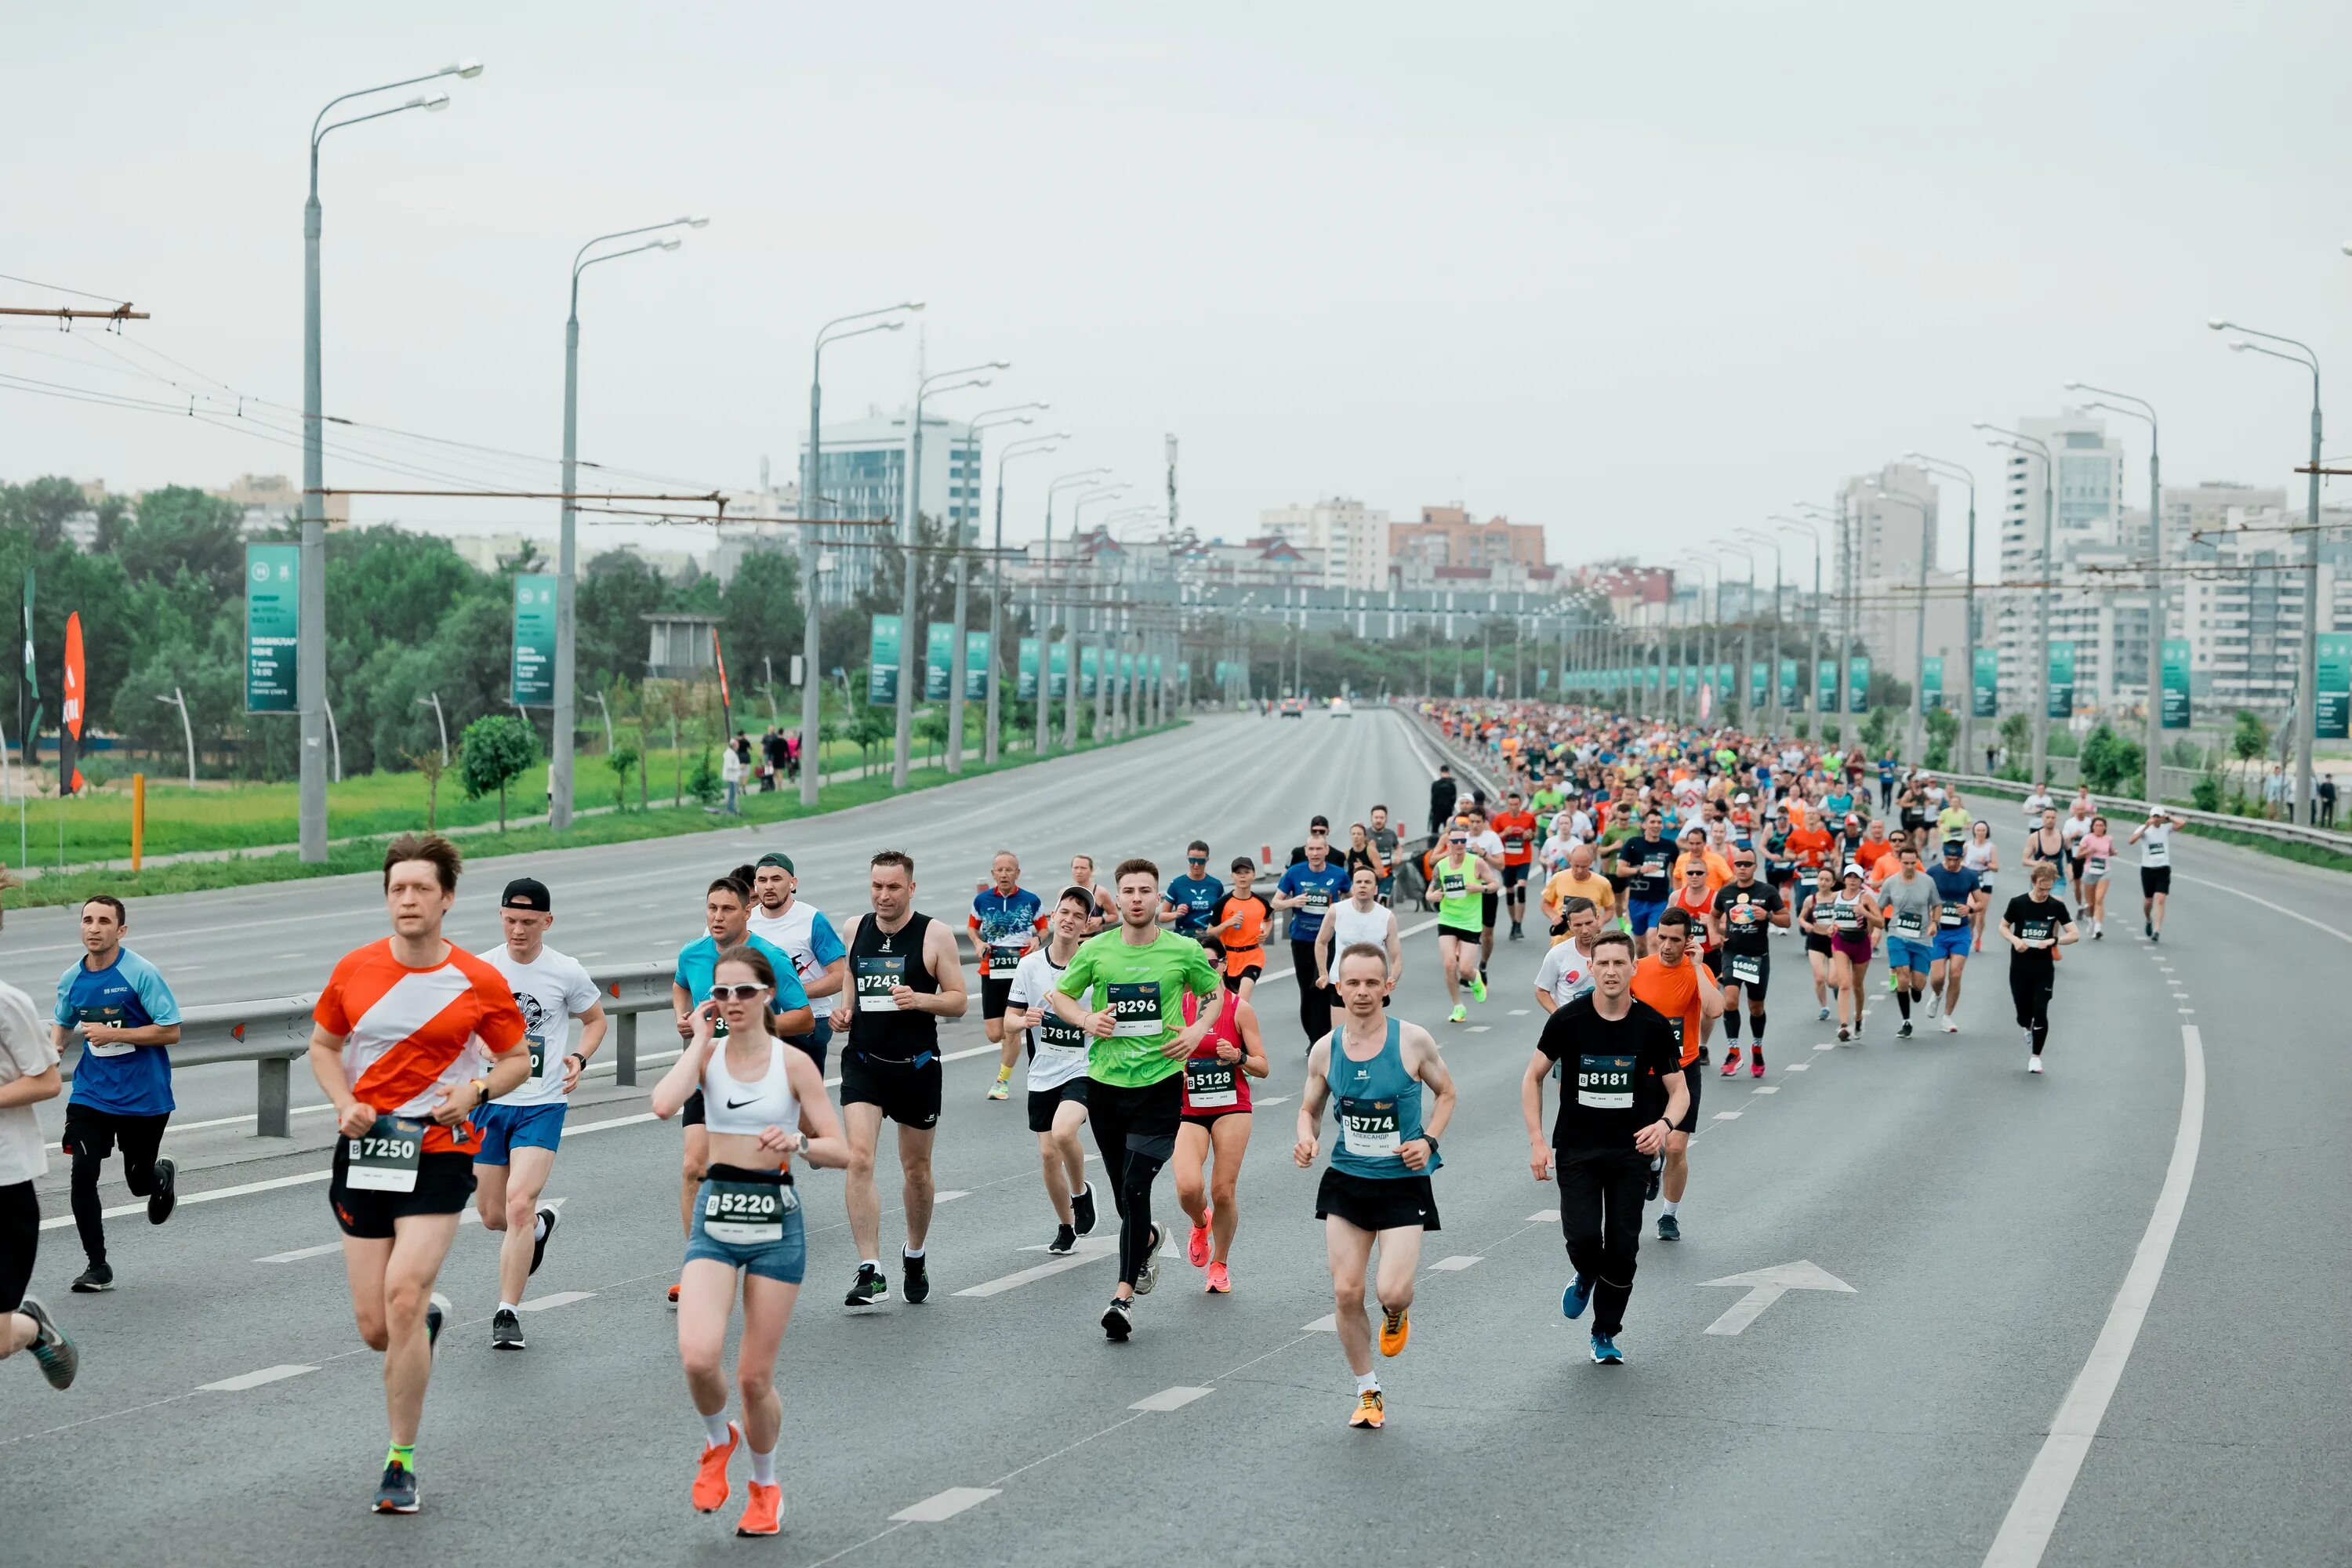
[1904,453,1980,774]
[800,300,921,806]
[549,215,702,830]
[1771,517,1827,736]
[1067,484,1130,748]
[2058,388,2164,802]
[893,360,1008,789]
[1790,499,1854,721]
[2210,318,2322,824]
[299,57,483,862]
[1976,422,2057,785]
[983,432,1065,764]
[1736,528,1784,733]
[1717,542,1759,728]
[945,404,1047,772]
[1034,468,1113,757]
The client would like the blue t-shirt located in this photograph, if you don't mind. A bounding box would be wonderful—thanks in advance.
[56,948,181,1116]
[971,887,1045,950]
[673,932,811,1014]
[1163,873,1226,938]
[1276,861,1351,941]
[1926,863,1981,924]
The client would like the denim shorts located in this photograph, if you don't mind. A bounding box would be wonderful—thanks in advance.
[683,1169,808,1284]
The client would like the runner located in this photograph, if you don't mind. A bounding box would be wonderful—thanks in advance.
[1272,826,1351,1049]
[829,851,968,1308]
[746,852,848,1069]
[1926,838,1985,1033]
[474,879,608,1348]
[1048,858,1225,1341]
[1429,825,1497,1023]
[1494,789,1539,940]
[1315,866,1403,997]
[1827,863,1883,1043]
[2060,793,2097,908]
[1461,805,1508,977]
[1999,861,2079,1073]
[1069,854,1116,935]
[1538,841,1614,938]
[1877,844,1938,1039]
[1616,809,1675,953]
[1963,820,2001,953]
[1366,806,1401,904]
[1174,975,1268,1294]
[2130,808,2181,942]
[1534,898,1602,1013]
[973,852,1047,1102]
[1796,865,1839,1021]
[1,975,75,1392]
[2077,815,2115,940]
[652,945,849,1537]
[1210,858,1272,1002]
[1160,840,1226,941]
[307,833,529,1514]
[1523,929,1686,1367]
[1630,909,1719,1239]
[1005,886,1100,1252]
[1295,943,1455,1425]
[50,895,182,1294]
[1709,847,1787,1077]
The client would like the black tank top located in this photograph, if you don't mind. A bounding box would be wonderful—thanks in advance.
[848,910,939,1062]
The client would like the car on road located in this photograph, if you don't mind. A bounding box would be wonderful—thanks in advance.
[1329,697,1353,717]
[1279,698,1305,718]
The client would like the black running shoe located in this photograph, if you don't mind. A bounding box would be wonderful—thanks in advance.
[845,1262,890,1308]
[1047,1223,1077,1256]
[1897,1021,1914,1039]
[1071,1183,1097,1236]
[147,1159,176,1225]
[1657,1213,1682,1241]
[902,1252,931,1305]
[16,1297,77,1390]
[1697,1045,1711,1068]
[529,1205,558,1276]
[373,1461,419,1515]
[70,1261,112,1294]
[1101,1297,1133,1341]
[491,1307,524,1350]
[426,1291,448,1353]
[1644,1162,1661,1203]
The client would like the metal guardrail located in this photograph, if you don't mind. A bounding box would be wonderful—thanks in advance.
[1931,770,2352,856]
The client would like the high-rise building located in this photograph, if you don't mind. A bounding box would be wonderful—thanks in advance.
[1388,505,1546,575]
[797,408,980,606]
[1258,496,1391,590]
[1994,410,2126,710]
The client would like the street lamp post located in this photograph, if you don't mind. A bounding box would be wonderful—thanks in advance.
[1033,470,1112,757]
[1066,486,1128,748]
[1737,529,1783,734]
[945,404,1045,773]
[1719,541,1758,730]
[2061,390,2164,802]
[1907,454,1979,774]
[984,432,1065,766]
[1772,517,1826,739]
[550,216,702,831]
[1976,423,2056,785]
[894,361,1008,789]
[301,57,481,862]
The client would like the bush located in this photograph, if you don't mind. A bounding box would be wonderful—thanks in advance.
[456,713,537,832]
[606,742,640,811]
[2190,772,2223,812]
[685,748,720,808]
[2078,722,2146,795]
[2047,727,2079,759]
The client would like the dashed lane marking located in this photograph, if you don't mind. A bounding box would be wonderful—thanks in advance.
[1783,1062,1810,1072]
[517,1290,595,1312]
[198,1364,315,1393]
[1751,1086,1780,1094]
[953,1238,1118,1298]
[254,1243,341,1264]
[42,1169,327,1231]
[1427,1254,1483,1271]
[1713,1111,1742,1120]
[936,1190,971,1203]
[1508,1007,1531,1015]
[1303,1313,1338,1331]
[1466,1025,1491,1033]
[1527,1209,1560,1222]
[891,1487,1001,1523]
[1128,1385,1214,1412]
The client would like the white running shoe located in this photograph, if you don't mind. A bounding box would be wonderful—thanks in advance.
[2028,1055,2044,1074]
[1940,1017,1958,1034]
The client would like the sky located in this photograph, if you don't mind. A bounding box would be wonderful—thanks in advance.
[9,1,2352,583]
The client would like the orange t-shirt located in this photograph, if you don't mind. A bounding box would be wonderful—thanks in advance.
[312,938,528,1155]
[1493,811,1537,866]
[1214,892,1270,977]
[1672,849,1733,900]
[1788,824,1833,868]
[1669,886,1717,949]
[1632,953,1708,1067]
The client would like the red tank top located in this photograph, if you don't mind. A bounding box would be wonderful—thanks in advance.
[1180,996,1250,1116]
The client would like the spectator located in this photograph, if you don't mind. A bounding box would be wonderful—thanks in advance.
[2320,771,2337,829]
[1428,765,1457,840]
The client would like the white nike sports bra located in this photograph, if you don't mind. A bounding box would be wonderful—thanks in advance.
[702,1036,801,1138]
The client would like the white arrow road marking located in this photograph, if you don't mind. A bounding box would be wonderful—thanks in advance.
[891,1486,1000,1522]
[199,1364,316,1392]
[1700,1259,1856,1335]
[954,1237,1117,1298]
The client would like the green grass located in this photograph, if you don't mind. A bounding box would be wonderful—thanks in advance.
[4,724,1181,910]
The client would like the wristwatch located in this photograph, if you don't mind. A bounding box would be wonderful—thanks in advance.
[1422,1135,1439,1156]
[471,1078,490,1108]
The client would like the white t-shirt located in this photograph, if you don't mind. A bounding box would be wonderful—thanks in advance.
[2061,811,2094,851]
[1535,941,1597,1009]
[1468,829,1505,869]
[748,897,842,989]
[0,978,60,1185]
[477,943,601,1108]
[1007,948,1089,1092]
[2021,789,2053,822]
[2137,822,2172,868]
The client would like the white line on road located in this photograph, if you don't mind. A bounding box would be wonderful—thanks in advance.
[1712,1111,1742,1120]
[953,1238,1117,1298]
[935,1190,971,1203]
[1302,1314,1338,1332]
[1427,1254,1483,1272]
[198,1364,315,1392]
[254,1243,341,1264]
[517,1290,595,1312]
[1254,1095,1292,1107]
[1526,1209,1559,1222]
[1751,1086,1779,1095]
[1813,1043,1836,1051]
[1508,1007,1530,1015]
[891,1487,1000,1523]
[2172,872,2352,945]
[1128,1385,1213,1412]
[41,1169,328,1231]
[1465,1025,1490,1033]
[1783,1062,1810,1072]
[1982,1024,2206,1568]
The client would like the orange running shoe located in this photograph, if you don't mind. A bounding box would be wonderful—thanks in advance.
[1188,1208,1212,1269]
[1204,1261,1231,1294]
[666,1281,681,1308]
[1348,1388,1385,1429]
[1379,1306,1410,1356]
[693,1422,739,1513]
[736,1481,781,1537]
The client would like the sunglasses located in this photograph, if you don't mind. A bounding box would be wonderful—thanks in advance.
[708,984,768,1002]
[1188,855,1208,862]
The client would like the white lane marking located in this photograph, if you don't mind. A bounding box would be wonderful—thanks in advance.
[254,1242,341,1264]
[1128,1385,1214,1412]
[1465,1025,1490,1033]
[40,1169,326,1230]
[459,1195,568,1229]
[1700,1260,1856,1335]
[935,1190,971,1203]
[173,1047,692,1131]
[1254,1095,1292,1107]
[1751,1086,1780,1095]
[1712,1111,1742,1120]
[953,1238,1117,1298]
[199,1363,315,1392]
[1427,1254,1483,1272]
[563,1112,659,1137]
[1783,1062,1810,1072]
[1983,1024,2205,1568]
[1813,1043,1836,1051]
[1526,1208,1560,1222]
[1302,1313,1338,1332]
[1508,1007,1531,1015]
[517,1290,594,1312]
[891,1486,1001,1523]
[2177,1008,2195,1015]
[2170,871,2352,945]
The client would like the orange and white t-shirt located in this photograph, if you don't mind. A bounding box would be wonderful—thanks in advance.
[314,938,528,1154]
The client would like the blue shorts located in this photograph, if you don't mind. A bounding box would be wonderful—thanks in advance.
[471,1101,566,1165]
[684,1178,808,1284]
[1885,935,1935,973]
[1626,898,1668,935]
[1932,927,1973,960]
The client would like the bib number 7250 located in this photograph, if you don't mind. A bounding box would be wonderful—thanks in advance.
[346,1114,426,1193]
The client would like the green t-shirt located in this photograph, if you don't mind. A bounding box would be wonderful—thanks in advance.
[1056,927,1221,1087]
[1433,851,1483,931]
[1936,805,1969,840]
[1531,787,1565,814]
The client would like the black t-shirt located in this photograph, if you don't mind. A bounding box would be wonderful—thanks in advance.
[2003,893,2071,978]
[1617,833,1673,902]
[1712,880,1784,956]
[1536,994,1682,1149]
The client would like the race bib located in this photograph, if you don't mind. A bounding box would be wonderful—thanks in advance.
[702,1178,798,1245]
[1644,856,1668,878]
[2142,839,2169,867]
[1503,836,1525,855]
[1576,1053,1636,1110]
[2086,857,2107,878]
[525,1031,548,1078]
[1893,909,1926,938]
[1337,1096,1401,1158]
[1832,901,1860,932]
[1184,1054,1240,1108]
[76,1004,134,1058]
[1729,953,1762,985]
[1940,902,1968,927]
[988,942,1025,978]
[1439,871,1467,897]
[346,1114,425,1193]
[1301,886,1333,914]
[1107,982,1160,1037]
[2020,918,2055,945]
[1665,1017,1686,1052]
[854,955,906,1011]
[1034,1011,1088,1058]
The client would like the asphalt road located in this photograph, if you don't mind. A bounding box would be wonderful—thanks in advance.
[2,707,2344,1567]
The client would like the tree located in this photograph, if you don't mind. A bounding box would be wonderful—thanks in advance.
[1924,703,1958,771]
[1998,712,2032,775]
[0,477,90,550]
[578,550,666,691]
[2077,721,2145,795]
[456,713,536,832]
[408,746,447,830]
[2230,708,2269,794]
[719,548,804,686]
[120,486,246,599]
[606,739,640,811]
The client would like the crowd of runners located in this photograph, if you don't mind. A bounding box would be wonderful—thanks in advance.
[0,695,2197,1532]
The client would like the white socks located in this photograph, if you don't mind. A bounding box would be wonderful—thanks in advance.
[1356,1370,1380,1394]
[534,1213,549,1240]
[702,1414,734,1448]
[902,1246,925,1261]
[750,1446,778,1486]
[1663,1200,1680,1217]
[498,1301,517,1315]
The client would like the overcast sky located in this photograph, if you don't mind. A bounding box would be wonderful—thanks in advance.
[9,2,2352,580]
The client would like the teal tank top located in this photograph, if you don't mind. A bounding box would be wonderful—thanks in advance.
[1327,1017,1440,1179]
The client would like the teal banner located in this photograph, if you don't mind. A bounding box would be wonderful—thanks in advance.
[2161,637,2191,730]
[2046,641,2074,720]
[1120,652,1134,695]
[923,622,952,702]
[1780,658,1799,708]
[964,630,989,701]
[244,543,299,713]
[1848,655,1871,713]
[1920,655,1944,713]
[2318,633,2351,739]
[1047,639,1069,700]
[1817,660,1836,713]
[510,573,555,706]
[1080,644,1099,699]
[1537,667,1551,691]
[1017,637,1040,702]
[1749,662,1766,706]
[866,615,900,706]
[1973,647,1999,719]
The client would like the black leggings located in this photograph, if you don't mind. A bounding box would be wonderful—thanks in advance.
[1556,1145,1650,1338]
[1291,938,1334,1047]
[1087,1077,1180,1289]
[2009,964,2053,1054]
[67,1109,170,1265]
[1,1180,38,1312]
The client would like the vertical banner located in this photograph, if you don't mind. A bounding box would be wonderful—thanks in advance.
[923,622,953,702]
[2317,633,2352,739]
[2046,641,2074,720]
[866,615,900,706]
[510,573,555,706]
[60,610,85,796]
[964,630,989,702]
[1973,647,1999,719]
[1848,655,1871,713]
[1750,662,1766,708]
[1780,658,1799,708]
[1080,644,1099,699]
[2161,637,2192,730]
[20,568,38,761]
[1047,639,1069,699]
[244,543,299,713]
[1817,661,1836,713]
[711,627,732,739]
[1920,655,1944,713]
[1017,637,1040,702]
[1537,667,1551,692]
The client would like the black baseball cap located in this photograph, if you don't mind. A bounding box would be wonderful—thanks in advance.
[500,877,551,913]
